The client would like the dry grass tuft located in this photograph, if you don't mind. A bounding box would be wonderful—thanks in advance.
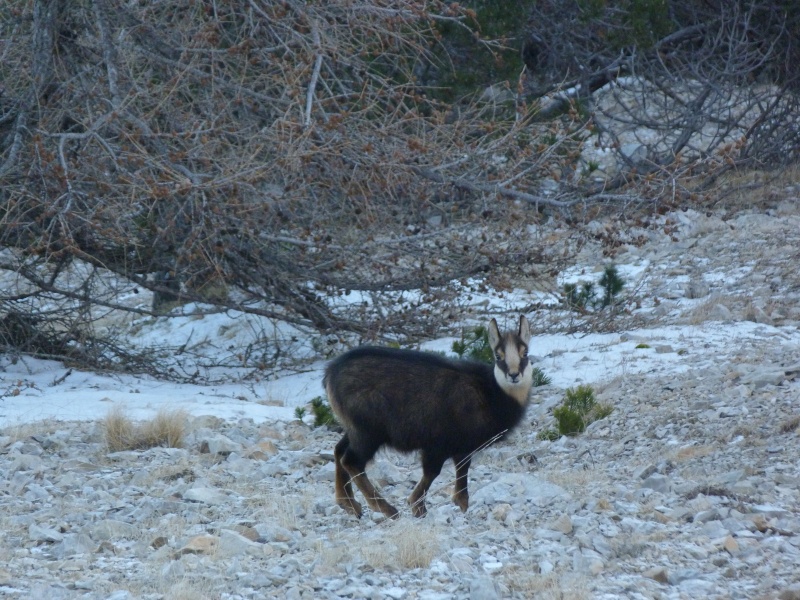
[500,568,589,599]
[104,406,187,452]
[671,444,714,461]
[543,466,609,491]
[359,522,440,570]
[779,414,800,434]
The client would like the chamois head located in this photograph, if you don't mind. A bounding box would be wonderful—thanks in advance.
[488,315,533,406]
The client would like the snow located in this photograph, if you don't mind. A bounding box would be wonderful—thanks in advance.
[1,314,792,429]
[2,207,798,430]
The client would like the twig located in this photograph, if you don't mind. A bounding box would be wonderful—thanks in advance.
[304,21,324,129]
[409,166,578,208]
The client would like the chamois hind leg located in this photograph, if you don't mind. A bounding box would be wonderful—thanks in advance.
[339,435,399,519]
[407,452,446,518]
[452,454,471,513]
[334,435,362,518]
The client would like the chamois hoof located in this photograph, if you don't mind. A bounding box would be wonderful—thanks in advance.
[453,492,469,513]
[379,502,400,520]
[337,497,363,518]
[410,501,427,518]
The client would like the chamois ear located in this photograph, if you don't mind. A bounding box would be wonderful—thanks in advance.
[488,318,501,350]
[518,315,531,344]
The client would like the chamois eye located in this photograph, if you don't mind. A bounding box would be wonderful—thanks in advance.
[495,353,503,361]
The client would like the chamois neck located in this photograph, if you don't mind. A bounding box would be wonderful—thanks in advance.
[494,364,534,407]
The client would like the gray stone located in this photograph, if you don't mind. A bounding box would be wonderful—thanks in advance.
[51,533,94,558]
[779,583,800,600]
[86,519,140,541]
[547,514,573,535]
[11,454,44,472]
[219,529,264,556]
[471,474,568,507]
[641,474,671,493]
[29,523,63,543]
[643,566,669,584]
[198,432,244,456]
[183,487,230,505]
[751,504,790,518]
[469,577,500,600]
[709,304,733,321]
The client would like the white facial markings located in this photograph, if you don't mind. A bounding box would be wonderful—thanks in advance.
[493,333,534,406]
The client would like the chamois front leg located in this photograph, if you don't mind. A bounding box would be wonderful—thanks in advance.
[452,454,471,512]
[407,452,445,517]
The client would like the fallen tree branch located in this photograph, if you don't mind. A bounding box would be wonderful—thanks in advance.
[409,166,578,208]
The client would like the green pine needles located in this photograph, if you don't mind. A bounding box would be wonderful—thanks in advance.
[538,384,613,440]
[563,264,626,311]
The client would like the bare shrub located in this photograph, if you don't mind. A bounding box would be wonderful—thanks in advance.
[0,0,596,375]
[104,406,187,452]
[104,407,137,452]
[360,522,440,570]
[525,0,800,201]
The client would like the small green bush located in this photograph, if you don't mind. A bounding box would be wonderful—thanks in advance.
[553,404,587,436]
[537,428,561,442]
[563,281,595,310]
[532,367,552,387]
[452,326,494,363]
[539,384,612,439]
[563,384,595,414]
[598,264,625,308]
[294,406,307,420]
[563,264,625,311]
[310,396,338,429]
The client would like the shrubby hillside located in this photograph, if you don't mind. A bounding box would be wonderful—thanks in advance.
[0,0,798,371]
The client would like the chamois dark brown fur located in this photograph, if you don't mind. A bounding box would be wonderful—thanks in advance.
[323,315,534,519]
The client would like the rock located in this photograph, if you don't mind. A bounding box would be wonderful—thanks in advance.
[722,535,739,556]
[244,439,279,459]
[779,583,800,600]
[491,503,512,522]
[749,305,773,325]
[547,514,573,535]
[219,529,265,556]
[693,509,720,523]
[11,454,44,472]
[709,304,733,321]
[751,504,790,518]
[198,431,244,456]
[254,523,295,543]
[643,566,669,584]
[634,464,658,480]
[745,369,786,388]
[641,474,671,493]
[471,474,568,507]
[469,576,500,600]
[183,487,230,505]
[86,519,140,541]
[52,533,94,558]
[177,534,219,556]
[29,523,63,543]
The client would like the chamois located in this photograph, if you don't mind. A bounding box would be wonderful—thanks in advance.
[323,315,534,519]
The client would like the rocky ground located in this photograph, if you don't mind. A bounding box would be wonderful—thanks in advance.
[2,200,800,600]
